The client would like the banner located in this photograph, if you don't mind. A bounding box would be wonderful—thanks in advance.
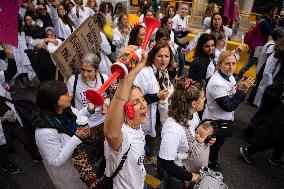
[0,0,24,47]
[52,16,102,79]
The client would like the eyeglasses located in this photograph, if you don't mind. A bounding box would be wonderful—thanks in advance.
[223,62,236,67]
[38,7,46,11]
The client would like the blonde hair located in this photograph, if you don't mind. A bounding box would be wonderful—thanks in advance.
[217,50,236,67]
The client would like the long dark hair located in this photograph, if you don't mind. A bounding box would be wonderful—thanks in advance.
[194,33,215,58]
[210,12,224,32]
[57,4,74,27]
[128,24,144,46]
[113,2,127,18]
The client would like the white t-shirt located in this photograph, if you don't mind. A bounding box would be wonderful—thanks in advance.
[203,17,211,31]
[159,117,189,166]
[172,14,190,30]
[203,71,237,121]
[104,124,146,189]
[66,73,109,127]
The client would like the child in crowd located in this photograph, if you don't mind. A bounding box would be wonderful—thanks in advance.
[182,120,216,173]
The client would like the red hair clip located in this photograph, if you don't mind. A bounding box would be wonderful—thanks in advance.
[184,78,193,88]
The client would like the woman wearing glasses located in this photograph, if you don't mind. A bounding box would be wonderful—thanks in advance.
[202,51,254,170]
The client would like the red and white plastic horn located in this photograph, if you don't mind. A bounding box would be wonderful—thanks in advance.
[86,17,160,106]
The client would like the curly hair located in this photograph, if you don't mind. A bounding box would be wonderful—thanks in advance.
[168,77,203,127]
[146,42,174,69]
[128,24,145,46]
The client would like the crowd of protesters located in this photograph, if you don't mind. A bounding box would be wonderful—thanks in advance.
[0,0,283,189]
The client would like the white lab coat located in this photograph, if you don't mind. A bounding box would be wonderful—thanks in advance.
[253,53,281,107]
[99,32,112,76]
[134,66,173,137]
[35,107,91,189]
[12,32,36,81]
[69,6,94,28]
[49,6,75,40]
[112,27,130,58]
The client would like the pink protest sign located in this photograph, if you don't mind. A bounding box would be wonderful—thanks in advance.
[0,0,24,47]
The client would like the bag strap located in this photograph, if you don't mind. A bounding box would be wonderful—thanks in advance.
[71,74,79,107]
[99,73,104,84]
[110,146,131,179]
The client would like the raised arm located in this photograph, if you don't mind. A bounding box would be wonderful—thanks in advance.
[104,46,146,151]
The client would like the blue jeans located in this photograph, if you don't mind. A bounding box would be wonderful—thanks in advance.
[236,52,257,80]
[162,168,184,189]
[177,48,185,77]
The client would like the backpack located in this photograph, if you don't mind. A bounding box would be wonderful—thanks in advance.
[244,19,267,52]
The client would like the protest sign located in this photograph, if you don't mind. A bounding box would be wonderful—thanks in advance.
[52,16,102,79]
[0,0,24,47]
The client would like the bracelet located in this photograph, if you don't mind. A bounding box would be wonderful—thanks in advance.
[114,94,128,103]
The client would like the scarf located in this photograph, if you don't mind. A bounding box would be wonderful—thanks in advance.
[32,107,78,136]
[151,64,170,90]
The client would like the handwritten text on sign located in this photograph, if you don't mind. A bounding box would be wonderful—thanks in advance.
[52,16,101,79]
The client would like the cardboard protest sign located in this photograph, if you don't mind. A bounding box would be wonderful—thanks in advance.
[52,16,102,79]
[0,0,24,47]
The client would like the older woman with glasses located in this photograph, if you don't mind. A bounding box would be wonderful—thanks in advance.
[202,51,255,170]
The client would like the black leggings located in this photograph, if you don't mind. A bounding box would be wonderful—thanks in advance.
[247,103,284,160]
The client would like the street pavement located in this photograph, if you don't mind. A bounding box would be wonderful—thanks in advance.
[0,80,284,189]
